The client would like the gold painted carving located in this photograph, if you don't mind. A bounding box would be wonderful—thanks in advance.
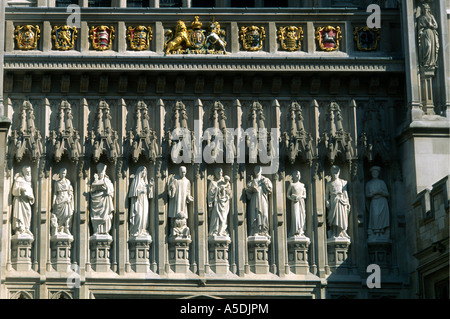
[240,25,266,51]
[52,25,78,51]
[127,25,152,51]
[14,25,40,50]
[89,26,115,51]
[278,26,304,51]
[315,26,342,52]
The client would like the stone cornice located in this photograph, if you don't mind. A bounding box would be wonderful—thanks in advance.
[3,55,405,72]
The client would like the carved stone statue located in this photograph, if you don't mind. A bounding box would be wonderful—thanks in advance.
[90,163,114,235]
[208,168,232,238]
[12,165,35,237]
[417,3,439,71]
[366,166,390,241]
[128,166,153,238]
[246,166,272,237]
[51,168,74,236]
[168,166,194,238]
[287,171,307,238]
[325,165,351,240]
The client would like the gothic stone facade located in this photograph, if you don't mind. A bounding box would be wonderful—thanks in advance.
[0,0,448,299]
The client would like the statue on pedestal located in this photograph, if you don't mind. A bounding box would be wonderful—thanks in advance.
[246,166,272,237]
[287,170,307,238]
[168,166,193,238]
[51,168,74,236]
[12,165,34,237]
[90,163,114,235]
[366,166,390,241]
[417,3,439,71]
[128,166,153,238]
[208,168,232,238]
[325,165,351,240]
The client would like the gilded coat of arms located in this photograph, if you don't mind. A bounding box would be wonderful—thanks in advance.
[164,16,226,55]
[52,25,78,50]
[278,26,304,51]
[14,25,40,50]
[90,26,115,51]
[315,26,342,51]
[127,25,152,51]
[353,27,380,51]
[240,25,266,51]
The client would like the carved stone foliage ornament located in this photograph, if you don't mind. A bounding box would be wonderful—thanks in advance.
[52,25,78,51]
[49,100,82,162]
[416,2,440,72]
[8,100,43,163]
[353,27,380,51]
[278,26,304,51]
[126,101,158,163]
[14,25,40,50]
[164,16,226,54]
[315,26,342,51]
[87,100,120,163]
[127,26,152,51]
[281,101,314,165]
[89,26,115,51]
[240,25,266,51]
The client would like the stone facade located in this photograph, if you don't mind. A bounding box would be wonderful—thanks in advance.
[0,0,448,299]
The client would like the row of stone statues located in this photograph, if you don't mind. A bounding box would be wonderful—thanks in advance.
[11,164,390,244]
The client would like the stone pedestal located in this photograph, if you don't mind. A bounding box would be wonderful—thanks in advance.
[287,236,311,275]
[128,234,152,273]
[368,239,392,270]
[168,236,192,273]
[89,234,113,272]
[247,235,271,274]
[208,235,231,275]
[11,233,34,272]
[50,233,74,272]
[327,237,351,271]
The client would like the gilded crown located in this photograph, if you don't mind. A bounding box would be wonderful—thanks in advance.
[191,16,202,30]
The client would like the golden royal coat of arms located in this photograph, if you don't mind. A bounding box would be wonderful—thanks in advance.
[164,16,226,55]
[52,25,78,50]
[90,25,115,51]
[315,26,342,52]
[240,25,266,51]
[14,25,40,50]
[127,25,152,51]
[278,26,304,51]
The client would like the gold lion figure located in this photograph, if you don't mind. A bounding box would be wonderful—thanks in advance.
[164,20,192,54]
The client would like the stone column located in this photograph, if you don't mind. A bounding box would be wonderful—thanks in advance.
[208,235,231,274]
[247,235,271,274]
[50,233,73,272]
[128,234,152,273]
[11,233,34,272]
[89,234,113,272]
[327,237,351,273]
[287,236,311,275]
